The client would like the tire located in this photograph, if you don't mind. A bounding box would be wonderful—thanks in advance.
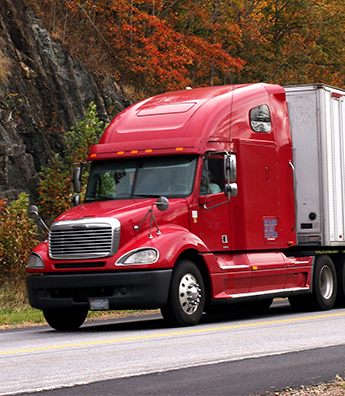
[289,255,337,311]
[161,259,205,327]
[334,255,345,307]
[43,308,88,331]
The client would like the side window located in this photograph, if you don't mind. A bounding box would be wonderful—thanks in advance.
[250,105,271,133]
[200,157,224,195]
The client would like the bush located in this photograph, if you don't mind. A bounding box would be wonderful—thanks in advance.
[0,193,39,281]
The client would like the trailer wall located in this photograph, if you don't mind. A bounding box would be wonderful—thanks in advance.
[285,84,345,246]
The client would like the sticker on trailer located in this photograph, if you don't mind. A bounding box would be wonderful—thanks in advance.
[263,216,279,243]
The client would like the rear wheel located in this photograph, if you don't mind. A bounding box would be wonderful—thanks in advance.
[161,259,205,327]
[289,255,336,311]
[334,255,345,307]
[43,308,88,331]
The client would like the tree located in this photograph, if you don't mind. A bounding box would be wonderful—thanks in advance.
[25,0,345,93]
[37,102,105,223]
[232,0,345,87]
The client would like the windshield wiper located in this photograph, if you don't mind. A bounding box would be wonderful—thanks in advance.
[86,196,115,202]
[132,194,161,198]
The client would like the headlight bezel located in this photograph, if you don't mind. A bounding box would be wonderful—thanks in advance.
[116,248,159,266]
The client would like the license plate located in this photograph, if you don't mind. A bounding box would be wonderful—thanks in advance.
[89,298,109,310]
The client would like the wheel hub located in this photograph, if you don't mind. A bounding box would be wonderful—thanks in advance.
[179,273,202,314]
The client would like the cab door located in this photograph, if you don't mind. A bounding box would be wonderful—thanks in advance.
[190,155,232,252]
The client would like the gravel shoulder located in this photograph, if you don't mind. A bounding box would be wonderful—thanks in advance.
[262,375,345,395]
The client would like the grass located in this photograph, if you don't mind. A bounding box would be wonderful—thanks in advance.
[0,278,159,329]
[0,307,45,329]
[0,279,45,329]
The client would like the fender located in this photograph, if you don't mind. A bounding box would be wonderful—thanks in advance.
[115,224,210,270]
[28,224,212,274]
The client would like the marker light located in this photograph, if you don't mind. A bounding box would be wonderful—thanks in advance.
[26,253,45,269]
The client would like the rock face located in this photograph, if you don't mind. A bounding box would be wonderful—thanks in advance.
[0,0,131,202]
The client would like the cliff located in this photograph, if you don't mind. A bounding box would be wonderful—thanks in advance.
[0,0,131,202]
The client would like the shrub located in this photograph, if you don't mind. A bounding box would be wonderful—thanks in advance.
[0,193,39,281]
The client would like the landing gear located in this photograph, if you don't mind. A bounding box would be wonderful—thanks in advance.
[161,259,205,326]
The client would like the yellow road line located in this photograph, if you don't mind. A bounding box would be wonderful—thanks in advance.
[1,311,345,356]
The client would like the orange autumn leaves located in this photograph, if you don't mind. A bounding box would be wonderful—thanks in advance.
[26,0,345,97]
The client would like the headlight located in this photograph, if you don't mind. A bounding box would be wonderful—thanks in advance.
[26,253,45,269]
[116,248,159,265]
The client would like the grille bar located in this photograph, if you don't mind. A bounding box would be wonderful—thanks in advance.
[49,218,121,260]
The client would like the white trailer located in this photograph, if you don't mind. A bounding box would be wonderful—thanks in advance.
[285,84,345,247]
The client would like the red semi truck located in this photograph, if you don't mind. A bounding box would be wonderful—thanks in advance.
[26,83,345,330]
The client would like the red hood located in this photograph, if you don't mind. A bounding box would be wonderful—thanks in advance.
[54,198,190,232]
[56,199,156,221]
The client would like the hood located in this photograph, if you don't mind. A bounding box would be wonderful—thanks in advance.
[54,198,190,232]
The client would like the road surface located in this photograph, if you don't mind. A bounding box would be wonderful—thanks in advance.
[1,300,345,395]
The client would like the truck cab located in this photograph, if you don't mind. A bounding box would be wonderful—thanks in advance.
[26,84,337,330]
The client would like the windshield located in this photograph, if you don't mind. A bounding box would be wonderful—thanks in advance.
[84,156,197,202]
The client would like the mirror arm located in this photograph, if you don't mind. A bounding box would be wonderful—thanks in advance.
[134,197,169,238]
[28,205,49,234]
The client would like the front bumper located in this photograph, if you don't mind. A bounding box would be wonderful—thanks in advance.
[26,270,172,310]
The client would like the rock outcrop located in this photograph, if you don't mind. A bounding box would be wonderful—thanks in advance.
[0,0,131,202]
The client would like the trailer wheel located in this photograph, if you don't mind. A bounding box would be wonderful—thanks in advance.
[43,308,88,331]
[289,255,336,311]
[161,260,205,327]
[335,255,345,307]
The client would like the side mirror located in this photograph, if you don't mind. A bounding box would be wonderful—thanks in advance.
[224,154,237,183]
[226,183,238,197]
[224,154,238,198]
[155,196,169,211]
[28,205,40,222]
[71,164,81,194]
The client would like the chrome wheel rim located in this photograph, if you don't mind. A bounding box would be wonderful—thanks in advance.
[179,273,202,314]
[320,265,333,300]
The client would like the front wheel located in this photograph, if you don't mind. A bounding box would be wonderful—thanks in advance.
[161,260,205,327]
[43,308,88,331]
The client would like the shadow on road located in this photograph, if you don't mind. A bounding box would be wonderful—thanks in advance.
[47,299,296,334]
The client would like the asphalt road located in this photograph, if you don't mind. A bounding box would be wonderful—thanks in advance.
[1,300,345,396]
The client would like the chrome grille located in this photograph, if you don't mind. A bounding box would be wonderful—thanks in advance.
[49,218,121,260]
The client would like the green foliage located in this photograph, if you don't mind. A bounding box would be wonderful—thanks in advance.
[0,193,39,281]
[37,153,71,222]
[37,102,105,223]
[65,102,105,163]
